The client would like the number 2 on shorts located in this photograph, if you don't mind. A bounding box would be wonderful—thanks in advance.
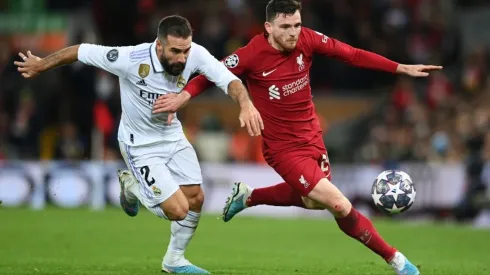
[140,165,156,186]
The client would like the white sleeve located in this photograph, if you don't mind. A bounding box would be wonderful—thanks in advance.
[193,45,240,94]
[78,44,132,78]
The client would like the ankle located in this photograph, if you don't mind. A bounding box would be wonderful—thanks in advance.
[386,250,398,263]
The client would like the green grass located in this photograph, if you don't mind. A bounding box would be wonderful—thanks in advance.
[0,207,489,275]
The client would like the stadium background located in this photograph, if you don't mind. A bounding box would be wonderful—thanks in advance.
[1,1,490,274]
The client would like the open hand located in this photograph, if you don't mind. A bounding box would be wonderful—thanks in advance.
[14,51,43,78]
[239,102,264,136]
[396,64,443,77]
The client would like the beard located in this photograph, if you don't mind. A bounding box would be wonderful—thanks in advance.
[274,35,297,52]
[160,57,186,76]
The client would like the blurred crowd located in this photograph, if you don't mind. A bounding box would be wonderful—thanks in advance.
[0,0,489,163]
[357,51,490,164]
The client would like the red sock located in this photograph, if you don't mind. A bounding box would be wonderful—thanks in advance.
[246,182,306,208]
[335,208,396,262]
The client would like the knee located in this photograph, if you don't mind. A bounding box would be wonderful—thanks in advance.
[163,201,189,221]
[330,197,352,218]
[308,178,352,218]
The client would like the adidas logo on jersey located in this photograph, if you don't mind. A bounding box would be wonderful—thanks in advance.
[268,85,280,100]
[136,79,147,86]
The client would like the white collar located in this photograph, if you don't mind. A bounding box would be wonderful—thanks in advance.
[149,39,164,73]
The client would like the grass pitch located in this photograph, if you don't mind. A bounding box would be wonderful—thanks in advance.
[0,207,489,275]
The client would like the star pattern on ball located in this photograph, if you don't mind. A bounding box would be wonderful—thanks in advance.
[390,202,404,214]
[371,186,383,206]
[406,189,416,206]
[377,171,391,182]
[386,181,406,202]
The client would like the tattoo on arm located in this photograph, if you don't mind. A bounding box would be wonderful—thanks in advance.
[40,45,80,72]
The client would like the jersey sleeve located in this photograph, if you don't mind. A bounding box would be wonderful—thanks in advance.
[193,45,240,94]
[185,45,253,98]
[303,28,399,73]
[78,44,132,78]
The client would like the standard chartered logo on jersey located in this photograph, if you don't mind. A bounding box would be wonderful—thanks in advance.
[268,85,280,100]
[268,74,309,100]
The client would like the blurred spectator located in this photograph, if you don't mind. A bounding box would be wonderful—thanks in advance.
[426,71,453,110]
[54,122,85,160]
[194,114,230,163]
[461,46,488,95]
[391,77,416,110]
[9,91,41,159]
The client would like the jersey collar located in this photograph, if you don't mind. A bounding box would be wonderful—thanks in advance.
[149,40,164,73]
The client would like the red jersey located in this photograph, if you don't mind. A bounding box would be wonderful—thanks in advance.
[185,27,398,159]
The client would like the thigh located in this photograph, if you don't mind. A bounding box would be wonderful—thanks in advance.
[271,149,331,197]
[166,139,203,186]
[271,157,323,197]
[119,141,180,207]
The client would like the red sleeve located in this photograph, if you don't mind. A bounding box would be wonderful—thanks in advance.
[303,28,399,73]
[185,46,253,98]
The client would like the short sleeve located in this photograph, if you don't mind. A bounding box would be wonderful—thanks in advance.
[78,44,132,78]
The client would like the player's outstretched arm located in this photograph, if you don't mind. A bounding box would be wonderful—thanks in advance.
[14,46,80,78]
[15,44,130,79]
[307,28,442,77]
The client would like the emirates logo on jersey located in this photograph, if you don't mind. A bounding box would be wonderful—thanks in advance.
[297,53,305,71]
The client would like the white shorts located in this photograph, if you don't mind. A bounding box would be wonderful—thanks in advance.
[119,136,202,208]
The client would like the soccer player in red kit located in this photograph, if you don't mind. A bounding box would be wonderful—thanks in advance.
[153,1,441,274]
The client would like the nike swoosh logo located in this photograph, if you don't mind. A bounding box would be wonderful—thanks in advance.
[262,69,277,77]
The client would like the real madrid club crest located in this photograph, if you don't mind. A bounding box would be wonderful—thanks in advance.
[177,75,187,88]
[138,64,150,78]
[152,185,162,196]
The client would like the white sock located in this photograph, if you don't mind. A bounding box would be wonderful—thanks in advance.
[163,211,201,266]
[389,251,406,271]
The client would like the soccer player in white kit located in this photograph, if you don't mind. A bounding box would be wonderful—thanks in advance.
[14,15,263,274]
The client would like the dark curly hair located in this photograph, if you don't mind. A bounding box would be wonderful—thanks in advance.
[266,0,302,22]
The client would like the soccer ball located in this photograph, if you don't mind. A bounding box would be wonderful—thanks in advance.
[371,170,416,215]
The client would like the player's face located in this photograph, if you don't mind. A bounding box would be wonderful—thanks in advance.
[266,10,302,52]
[156,35,192,76]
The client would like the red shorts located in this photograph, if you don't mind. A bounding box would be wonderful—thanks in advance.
[265,145,332,197]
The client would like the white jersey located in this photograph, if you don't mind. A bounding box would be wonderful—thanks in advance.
[78,40,239,146]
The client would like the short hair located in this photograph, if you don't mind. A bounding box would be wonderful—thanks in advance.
[157,15,192,41]
[266,0,302,22]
